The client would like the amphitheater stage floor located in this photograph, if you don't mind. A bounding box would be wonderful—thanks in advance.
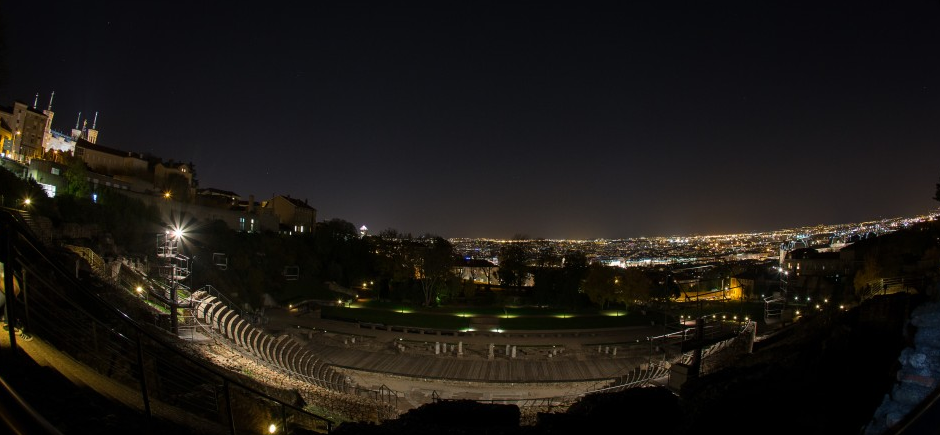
[261,307,668,409]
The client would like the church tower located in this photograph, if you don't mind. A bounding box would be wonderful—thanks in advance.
[70,111,100,144]
[71,112,82,140]
[42,92,55,152]
[86,111,99,144]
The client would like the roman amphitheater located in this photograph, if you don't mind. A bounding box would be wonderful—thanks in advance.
[184,289,754,424]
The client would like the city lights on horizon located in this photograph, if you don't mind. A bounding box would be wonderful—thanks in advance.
[444,210,940,271]
[445,210,939,243]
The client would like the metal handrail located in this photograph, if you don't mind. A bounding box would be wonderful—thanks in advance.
[1,207,336,433]
[0,373,64,435]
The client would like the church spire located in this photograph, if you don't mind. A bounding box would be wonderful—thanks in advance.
[33,92,39,109]
[92,111,98,129]
[47,91,55,111]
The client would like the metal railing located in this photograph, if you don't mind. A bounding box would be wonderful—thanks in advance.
[857,276,926,301]
[63,244,107,277]
[0,208,335,434]
[0,373,64,435]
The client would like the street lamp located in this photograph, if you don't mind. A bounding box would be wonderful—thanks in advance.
[164,226,187,335]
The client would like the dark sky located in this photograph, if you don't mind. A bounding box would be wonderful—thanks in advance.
[2,1,939,240]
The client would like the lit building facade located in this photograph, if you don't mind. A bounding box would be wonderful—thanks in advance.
[74,139,149,178]
[263,195,317,234]
[0,100,49,162]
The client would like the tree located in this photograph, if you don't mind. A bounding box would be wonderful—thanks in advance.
[318,218,359,241]
[530,250,589,308]
[619,267,653,305]
[562,250,587,272]
[415,237,455,306]
[379,228,401,239]
[530,266,564,306]
[649,270,681,301]
[310,218,368,288]
[582,264,620,308]
[64,157,90,199]
[0,162,31,206]
[581,264,656,308]
[535,247,560,267]
[187,161,199,188]
[559,250,588,306]
[371,236,423,301]
[496,243,528,289]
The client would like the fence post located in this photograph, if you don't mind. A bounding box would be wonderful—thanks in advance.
[3,223,17,353]
[21,269,29,337]
[223,379,236,435]
[135,331,152,418]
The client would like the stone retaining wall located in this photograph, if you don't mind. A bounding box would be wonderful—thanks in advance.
[864,301,940,434]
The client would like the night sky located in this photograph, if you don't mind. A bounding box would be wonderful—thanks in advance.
[2,1,939,240]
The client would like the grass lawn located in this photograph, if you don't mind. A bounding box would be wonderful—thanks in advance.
[316,298,795,332]
[322,303,668,331]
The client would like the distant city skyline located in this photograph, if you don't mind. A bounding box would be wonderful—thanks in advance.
[450,210,939,242]
[2,1,939,239]
[451,212,939,281]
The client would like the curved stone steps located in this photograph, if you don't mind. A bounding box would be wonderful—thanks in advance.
[190,297,348,392]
